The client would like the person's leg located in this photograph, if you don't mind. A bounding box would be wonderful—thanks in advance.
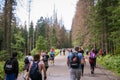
[81,64,84,76]
[45,66,48,71]
[90,63,93,74]
[6,74,9,80]
[91,63,94,74]
[94,58,96,67]
[6,74,15,80]
[70,69,76,80]
[76,69,81,80]
[12,74,16,80]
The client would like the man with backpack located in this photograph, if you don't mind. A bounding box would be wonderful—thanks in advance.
[4,52,19,80]
[67,47,83,80]
[27,53,47,80]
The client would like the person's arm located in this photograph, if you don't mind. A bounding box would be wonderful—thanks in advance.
[80,57,84,64]
[67,56,70,67]
[67,59,69,67]
[26,62,32,80]
[79,54,84,64]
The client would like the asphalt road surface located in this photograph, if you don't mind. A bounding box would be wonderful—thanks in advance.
[18,52,120,80]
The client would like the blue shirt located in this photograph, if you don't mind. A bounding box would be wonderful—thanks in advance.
[67,51,83,69]
[50,51,54,55]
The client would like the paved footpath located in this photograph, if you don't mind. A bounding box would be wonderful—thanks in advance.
[18,52,120,80]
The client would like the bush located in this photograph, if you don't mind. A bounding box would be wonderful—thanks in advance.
[0,50,9,61]
[97,54,120,76]
[0,62,5,80]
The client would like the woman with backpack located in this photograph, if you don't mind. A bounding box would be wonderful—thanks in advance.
[23,53,33,80]
[89,49,96,74]
[27,54,47,80]
[42,52,49,71]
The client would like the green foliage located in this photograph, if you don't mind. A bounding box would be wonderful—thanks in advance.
[97,55,120,76]
[31,48,37,55]
[54,49,60,56]
[17,51,24,59]
[88,0,120,54]
[36,36,48,51]
[19,60,24,72]
[11,31,25,53]
[0,62,5,80]
[0,50,9,61]
[50,28,57,47]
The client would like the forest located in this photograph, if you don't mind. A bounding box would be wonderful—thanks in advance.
[0,0,120,79]
[71,0,120,76]
[0,0,72,61]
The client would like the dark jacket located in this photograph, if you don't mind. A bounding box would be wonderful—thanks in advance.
[4,57,19,78]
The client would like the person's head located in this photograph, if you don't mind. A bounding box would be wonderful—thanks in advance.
[70,49,73,52]
[75,47,79,52]
[45,52,48,54]
[12,52,18,58]
[28,52,31,55]
[92,49,95,53]
[33,54,40,61]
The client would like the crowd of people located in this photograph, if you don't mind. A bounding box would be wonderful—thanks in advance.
[3,47,55,80]
[3,46,106,80]
[66,47,106,80]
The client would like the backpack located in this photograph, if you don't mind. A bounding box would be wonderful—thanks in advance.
[29,61,42,80]
[70,52,80,69]
[4,59,14,74]
[24,57,29,64]
[90,52,96,59]
[43,55,48,62]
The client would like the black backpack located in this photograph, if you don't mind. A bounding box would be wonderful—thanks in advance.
[70,52,80,69]
[4,59,14,74]
[24,57,29,64]
[43,55,48,62]
[29,61,42,80]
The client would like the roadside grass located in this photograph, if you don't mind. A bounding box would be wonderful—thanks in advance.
[97,54,120,76]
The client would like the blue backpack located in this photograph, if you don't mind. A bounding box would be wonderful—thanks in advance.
[29,61,42,80]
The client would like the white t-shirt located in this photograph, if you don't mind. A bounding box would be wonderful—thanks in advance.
[28,55,33,62]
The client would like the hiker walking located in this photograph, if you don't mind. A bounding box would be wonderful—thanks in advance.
[27,54,47,80]
[4,52,19,80]
[67,47,83,80]
[49,48,55,64]
[60,49,62,55]
[78,47,85,76]
[42,52,49,71]
[23,53,33,80]
[89,49,96,74]
[63,49,65,55]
